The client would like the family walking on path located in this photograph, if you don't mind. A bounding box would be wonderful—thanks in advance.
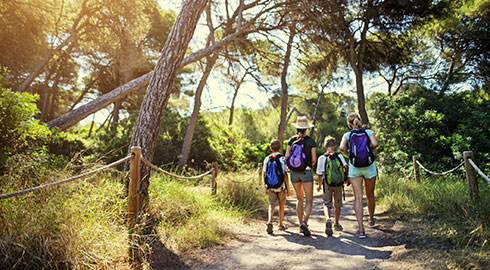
[263,113,379,239]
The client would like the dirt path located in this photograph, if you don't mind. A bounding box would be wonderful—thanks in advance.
[176,189,416,270]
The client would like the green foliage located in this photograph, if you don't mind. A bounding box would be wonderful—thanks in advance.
[0,166,127,269]
[0,80,51,165]
[217,172,268,214]
[370,86,490,174]
[377,173,490,251]
[148,172,264,251]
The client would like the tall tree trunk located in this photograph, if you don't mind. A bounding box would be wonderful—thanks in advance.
[177,53,218,171]
[277,24,295,149]
[228,88,239,126]
[111,99,122,132]
[310,86,324,137]
[128,0,208,210]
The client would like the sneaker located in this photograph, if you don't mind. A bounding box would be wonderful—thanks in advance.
[278,224,288,231]
[368,219,376,228]
[356,230,366,239]
[334,224,343,231]
[325,220,333,236]
[266,223,273,234]
[300,223,311,236]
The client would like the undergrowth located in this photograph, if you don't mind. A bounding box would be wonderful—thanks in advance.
[376,171,490,268]
[0,158,266,269]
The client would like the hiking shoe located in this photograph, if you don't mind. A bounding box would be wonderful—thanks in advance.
[368,219,376,228]
[278,224,288,231]
[300,223,311,236]
[356,230,366,239]
[325,220,333,236]
[334,224,343,231]
[266,223,273,234]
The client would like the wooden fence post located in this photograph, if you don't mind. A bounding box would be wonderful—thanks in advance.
[463,151,480,204]
[413,156,420,183]
[128,147,141,227]
[211,162,218,195]
[258,163,263,187]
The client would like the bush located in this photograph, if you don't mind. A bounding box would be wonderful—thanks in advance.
[0,78,50,166]
[370,87,490,174]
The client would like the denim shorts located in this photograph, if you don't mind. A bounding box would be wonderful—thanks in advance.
[348,161,378,179]
[290,169,314,183]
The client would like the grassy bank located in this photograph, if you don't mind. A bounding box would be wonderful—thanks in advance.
[0,162,266,269]
[376,171,490,268]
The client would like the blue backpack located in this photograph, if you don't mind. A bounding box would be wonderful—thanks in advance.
[265,154,285,189]
[348,128,375,167]
[286,137,306,171]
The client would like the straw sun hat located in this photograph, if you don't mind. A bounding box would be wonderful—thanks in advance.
[293,116,314,129]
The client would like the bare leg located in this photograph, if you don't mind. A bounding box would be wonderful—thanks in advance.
[302,181,314,224]
[364,176,377,223]
[324,205,332,221]
[268,204,276,224]
[334,207,341,225]
[279,203,285,226]
[350,177,364,231]
[292,181,304,225]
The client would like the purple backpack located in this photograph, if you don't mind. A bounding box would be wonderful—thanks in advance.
[287,137,306,171]
[348,128,375,167]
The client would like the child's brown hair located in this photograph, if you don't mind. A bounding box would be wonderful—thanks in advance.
[323,136,336,148]
[270,139,281,152]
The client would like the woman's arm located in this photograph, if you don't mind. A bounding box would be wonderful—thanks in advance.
[339,136,348,154]
[369,133,379,150]
[285,145,291,159]
[311,147,317,166]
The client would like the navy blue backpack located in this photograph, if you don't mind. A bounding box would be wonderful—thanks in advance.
[265,154,285,189]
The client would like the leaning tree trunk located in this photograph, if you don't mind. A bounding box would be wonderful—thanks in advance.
[128,0,209,210]
[177,53,218,171]
[47,31,243,130]
[277,24,295,148]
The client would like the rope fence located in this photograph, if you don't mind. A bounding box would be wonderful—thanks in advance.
[415,160,464,176]
[222,166,261,183]
[141,157,215,180]
[0,155,132,200]
[413,151,489,204]
[468,158,490,183]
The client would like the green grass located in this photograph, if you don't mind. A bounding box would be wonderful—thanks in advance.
[376,171,490,268]
[0,161,266,269]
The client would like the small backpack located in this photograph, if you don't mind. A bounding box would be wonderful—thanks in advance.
[286,136,306,171]
[348,128,375,167]
[323,152,345,188]
[265,154,285,189]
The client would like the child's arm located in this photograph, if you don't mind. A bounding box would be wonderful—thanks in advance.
[344,165,350,186]
[284,172,290,196]
[316,174,323,192]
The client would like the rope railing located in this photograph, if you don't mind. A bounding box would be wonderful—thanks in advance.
[222,166,261,183]
[415,160,464,176]
[140,157,214,180]
[0,155,132,200]
[468,158,490,183]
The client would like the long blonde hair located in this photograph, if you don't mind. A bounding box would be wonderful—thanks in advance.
[347,113,362,129]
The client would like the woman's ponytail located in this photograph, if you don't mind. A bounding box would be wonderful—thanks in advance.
[347,113,363,129]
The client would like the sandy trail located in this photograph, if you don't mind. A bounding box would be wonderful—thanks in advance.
[180,188,410,270]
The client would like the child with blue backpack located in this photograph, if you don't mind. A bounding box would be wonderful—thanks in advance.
[263,139,290,234]
[339,113,379,239]
[316,136,348,236]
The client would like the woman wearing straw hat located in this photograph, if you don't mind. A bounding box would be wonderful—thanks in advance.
[285,116,317,236]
